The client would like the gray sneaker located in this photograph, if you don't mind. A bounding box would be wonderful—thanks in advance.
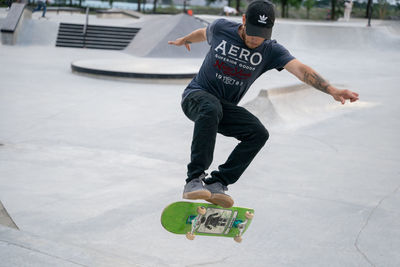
[183,174,212,200]
[204,182,234,208]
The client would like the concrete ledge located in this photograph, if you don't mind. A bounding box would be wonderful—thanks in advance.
[46,7,85,14]
[1,3,31,45]
[71,57,202,79]
[96,9,141,19]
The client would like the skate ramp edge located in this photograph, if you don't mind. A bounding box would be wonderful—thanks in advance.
[244,84,377,130]
[0,200,19,230]
[71,57,203,80]
[1,3,31,45]
[124,13,209,58]
[273,22,400,51]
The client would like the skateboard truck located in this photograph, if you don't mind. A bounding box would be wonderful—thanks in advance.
[186,206,207,240]
[234,211,254,243]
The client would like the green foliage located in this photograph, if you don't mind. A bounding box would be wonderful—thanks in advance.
[378,0,389,18]
[289,0,302,9]
[303,0,316,18]
[304,0,316,9]
[190,5,225,15]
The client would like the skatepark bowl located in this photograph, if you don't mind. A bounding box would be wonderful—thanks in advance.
[1,5,400,267]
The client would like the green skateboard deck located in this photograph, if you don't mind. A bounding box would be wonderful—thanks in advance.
[161,201,254,242]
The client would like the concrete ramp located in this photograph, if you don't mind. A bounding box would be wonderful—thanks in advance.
[244,84,377,130]
[17,19,58,46]
[1,3,31,45]
[273,21,400,51]
[124,13,209,58]
[0,200,18,230]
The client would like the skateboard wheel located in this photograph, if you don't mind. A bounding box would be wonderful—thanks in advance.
[197,206,206,215]
[245,211,254,220]
[186,232,195,240]
[234,236,242,243]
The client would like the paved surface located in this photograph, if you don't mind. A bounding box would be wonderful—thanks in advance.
[0,7,400,266]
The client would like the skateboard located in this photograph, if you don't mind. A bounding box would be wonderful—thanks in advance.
[161,201,254,243]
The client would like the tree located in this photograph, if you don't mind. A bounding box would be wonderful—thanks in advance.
[153,0,157,13]
[330,0,337,20]
[236,0,241,14]
[275,0,302,18]
[303,0,315,19]
[289,0,302,13]
[366,0,373,17]
[281,0,289,17]
[378,0,389,19]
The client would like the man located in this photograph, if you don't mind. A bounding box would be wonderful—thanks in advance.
[223,6,238,16]
[168,0,359,208]
[6,0,12,11]
[344,0,353,22]
[33,0,47,19]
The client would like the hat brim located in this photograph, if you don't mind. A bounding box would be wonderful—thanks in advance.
[246,23,272,40]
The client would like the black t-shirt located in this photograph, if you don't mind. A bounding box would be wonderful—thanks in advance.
[183,18,295,105]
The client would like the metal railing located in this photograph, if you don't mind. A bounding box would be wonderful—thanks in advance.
[82,6,89,47]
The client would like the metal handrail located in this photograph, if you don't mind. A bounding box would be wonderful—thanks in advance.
[83,7,89,47]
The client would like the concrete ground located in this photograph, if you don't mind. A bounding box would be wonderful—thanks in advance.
[1,8,400,267]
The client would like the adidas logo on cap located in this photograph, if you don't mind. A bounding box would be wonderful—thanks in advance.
[258,15,268,24]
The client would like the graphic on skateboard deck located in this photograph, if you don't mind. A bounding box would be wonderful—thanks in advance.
[161,201,254,242]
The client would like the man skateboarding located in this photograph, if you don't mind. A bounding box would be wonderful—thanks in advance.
[168,0,359,208]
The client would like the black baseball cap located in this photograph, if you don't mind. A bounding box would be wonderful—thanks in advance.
[245,0,275,40]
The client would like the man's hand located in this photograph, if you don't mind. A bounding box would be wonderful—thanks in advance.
[168,28,207,52]
[328,87,359,105]
[168,37,192,51]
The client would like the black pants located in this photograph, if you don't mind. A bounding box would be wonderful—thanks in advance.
[182,90,269,186]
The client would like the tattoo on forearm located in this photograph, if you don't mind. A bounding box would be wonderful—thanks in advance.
[185,41,192,44]
[303,71,330,94]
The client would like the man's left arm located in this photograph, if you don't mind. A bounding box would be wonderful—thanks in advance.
[284,59,359,104]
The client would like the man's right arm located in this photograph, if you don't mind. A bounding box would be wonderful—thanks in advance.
[284,59,359,104]
[168,28,207,51]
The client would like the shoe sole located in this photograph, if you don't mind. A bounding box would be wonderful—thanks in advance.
[206,194,234,208]
[183,190,212,200]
